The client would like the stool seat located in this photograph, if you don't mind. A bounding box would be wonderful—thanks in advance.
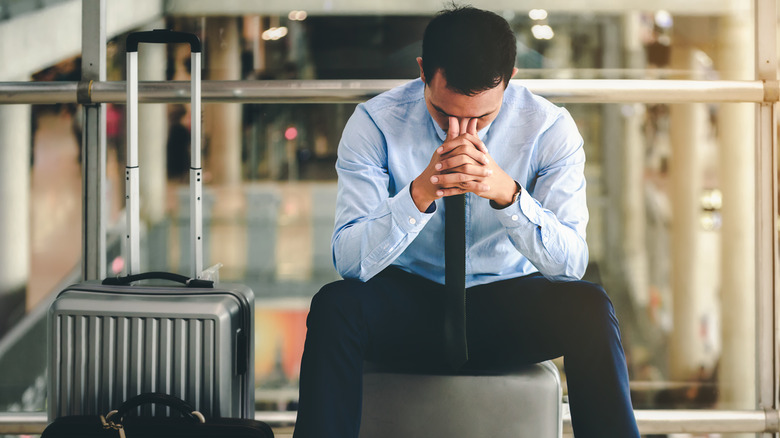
[360,360,563,438]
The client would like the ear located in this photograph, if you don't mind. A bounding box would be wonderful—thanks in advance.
[510,67,519,79]
[417,57,426,83]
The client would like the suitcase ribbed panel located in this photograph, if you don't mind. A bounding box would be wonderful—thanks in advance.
[54,314,217,418]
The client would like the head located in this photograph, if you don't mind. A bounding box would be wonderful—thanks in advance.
[419,5,518,132]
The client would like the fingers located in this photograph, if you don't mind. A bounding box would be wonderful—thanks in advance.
[429,117,497,202]
[435,155,493,176]
[465,119,489,154]
[438,137,489,165]
[437,118,489,170]
[467,118,478,136]
[438,116,488,157]
[431,170,492,186]
[462,132,489,155]
[432,181,492,198]
[446,116,459,141]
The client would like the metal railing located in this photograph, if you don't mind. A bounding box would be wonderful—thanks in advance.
[1,409,778,435]
[0,79,770,104]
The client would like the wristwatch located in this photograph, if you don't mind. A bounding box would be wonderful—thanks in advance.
[490,180,522,209]
[509,180,522,204]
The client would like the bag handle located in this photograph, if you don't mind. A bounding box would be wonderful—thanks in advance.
[106,393,205,424]
[102,272,214,288]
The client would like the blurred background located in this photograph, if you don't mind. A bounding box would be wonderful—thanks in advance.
[0,0,776,436]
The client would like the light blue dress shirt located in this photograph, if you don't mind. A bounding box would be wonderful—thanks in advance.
[332,78,589,287]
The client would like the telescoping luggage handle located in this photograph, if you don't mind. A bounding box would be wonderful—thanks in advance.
[125,30,204,278]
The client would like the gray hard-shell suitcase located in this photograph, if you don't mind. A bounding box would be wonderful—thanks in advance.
[47,30,255,421]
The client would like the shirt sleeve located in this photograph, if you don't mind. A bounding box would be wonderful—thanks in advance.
[331,104,436,281]
[493,109,589,281]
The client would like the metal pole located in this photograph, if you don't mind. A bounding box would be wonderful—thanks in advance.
[0,79,770,104]
[80,0,107,281]
[754,0,779,436]
[620,12,649,312]
[2,409,780,435]
[717,13,756,422]
[668,44,708,380]
[205,16,243,186]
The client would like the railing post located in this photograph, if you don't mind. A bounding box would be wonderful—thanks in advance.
[754,0,779,436]
[80,0,107,281]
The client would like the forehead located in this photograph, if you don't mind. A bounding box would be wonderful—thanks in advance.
[426,70,504,118]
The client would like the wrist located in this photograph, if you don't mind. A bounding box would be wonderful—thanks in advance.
[490,180,522,209]
[410,178,436,212]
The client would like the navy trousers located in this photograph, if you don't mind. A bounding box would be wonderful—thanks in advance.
[293,267,640,438]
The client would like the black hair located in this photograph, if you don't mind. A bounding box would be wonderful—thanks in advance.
[422,5,516,95]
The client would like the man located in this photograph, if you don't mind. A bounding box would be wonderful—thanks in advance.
[293,6,640,438]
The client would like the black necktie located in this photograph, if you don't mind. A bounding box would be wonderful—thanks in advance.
[444,194,468,370]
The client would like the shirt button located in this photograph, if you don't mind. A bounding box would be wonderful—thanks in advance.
[511,215,519,221]
[409,217,417,225]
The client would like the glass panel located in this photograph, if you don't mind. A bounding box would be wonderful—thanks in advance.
[567,101,756,411]
[129,99,753,412]
[0,99,757,414]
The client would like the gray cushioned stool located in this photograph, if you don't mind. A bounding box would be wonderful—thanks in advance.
[360,360,563,438]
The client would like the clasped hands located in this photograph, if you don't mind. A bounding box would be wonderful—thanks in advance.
[411,116,517,212]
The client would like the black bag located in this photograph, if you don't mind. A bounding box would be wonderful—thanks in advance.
[41,393,274,438]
